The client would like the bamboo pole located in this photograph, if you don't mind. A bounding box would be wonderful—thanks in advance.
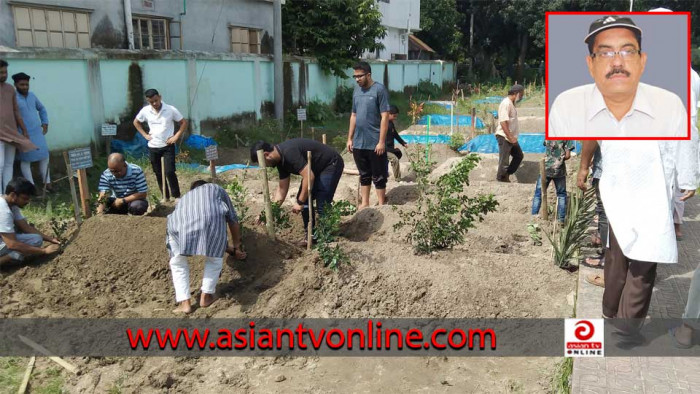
[62,152,82,225]
[17,356,35,394]
[18,335,78,375]
[307,151,313,251]
[311,127,315,140]
[161,156,168,202]
[322,134,327,144]
[77,169,90,219]
[539,157,549,221]
[256,149,275,238]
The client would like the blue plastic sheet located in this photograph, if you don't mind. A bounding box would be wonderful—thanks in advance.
[458,133,582,154]
[474,96,504,104]
[110,133,150,159]
[184,135,217,149]
[417,114,485,129]
[400,134,452,145]
[178,162,259,174]
[425,101,454,109]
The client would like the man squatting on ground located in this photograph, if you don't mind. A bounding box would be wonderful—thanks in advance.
[346,61,391,208]
[251,138,344,247]
[0,178,60,265]
[133,89,187,200]
[96,153,149,215]
[168,180,247,314]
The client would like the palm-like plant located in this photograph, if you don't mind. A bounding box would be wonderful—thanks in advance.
[546,186,597,269]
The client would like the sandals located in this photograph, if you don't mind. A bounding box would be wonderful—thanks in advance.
[585,273,605,288]
[668,327,693,349]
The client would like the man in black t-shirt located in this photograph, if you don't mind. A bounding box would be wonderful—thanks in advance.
[251,139,344,246]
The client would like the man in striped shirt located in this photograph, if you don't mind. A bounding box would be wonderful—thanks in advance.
[167,180,247,314]
[96,153,149,215]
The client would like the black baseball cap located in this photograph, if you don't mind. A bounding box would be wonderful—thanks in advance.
[584,15,643,44]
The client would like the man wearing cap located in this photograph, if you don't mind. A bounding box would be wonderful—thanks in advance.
[549,15,687,138]
[495,84,524,182]
[12,72,52,192]
[572,15,698,345]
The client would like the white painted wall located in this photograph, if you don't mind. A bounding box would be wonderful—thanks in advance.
[365,0,420,60]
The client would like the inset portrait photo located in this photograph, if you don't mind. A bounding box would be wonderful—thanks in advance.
[546,12,691,140]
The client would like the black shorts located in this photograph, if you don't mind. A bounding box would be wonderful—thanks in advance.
[352,149,388,189]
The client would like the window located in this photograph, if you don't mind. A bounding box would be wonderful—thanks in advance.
[12,5,90,48]
[132,16,169,50]
[230,26,261,54]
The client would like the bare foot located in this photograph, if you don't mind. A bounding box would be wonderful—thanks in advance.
[200,293,216,308]
[358,204,369,210]
[674,323,693,347]
[173,300,192,314]
[675,223,683,238]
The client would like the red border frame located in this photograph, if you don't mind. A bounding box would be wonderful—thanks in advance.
[544,11,691,141]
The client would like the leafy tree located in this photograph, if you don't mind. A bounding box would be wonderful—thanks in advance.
[415,0,464,61]
[283,0,386,77]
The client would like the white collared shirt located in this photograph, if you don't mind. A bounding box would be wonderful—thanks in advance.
[135,101,184,148]
[549,83,687,138]
[495,97,519,138]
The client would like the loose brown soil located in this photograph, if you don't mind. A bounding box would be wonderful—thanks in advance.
[0,146,576,393]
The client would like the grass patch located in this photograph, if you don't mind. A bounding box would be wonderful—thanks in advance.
[550,357,573,394]
[0,357,25,392]
[32,366,64,394]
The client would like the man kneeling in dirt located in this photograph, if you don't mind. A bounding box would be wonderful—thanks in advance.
[0,178,60,265]
[96,153,149,215]
[251,139,344,247]
[167,180,247,314]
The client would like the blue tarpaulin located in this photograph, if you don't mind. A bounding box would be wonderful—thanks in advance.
[474,96,504,104]
[111,133,151,159]
[425,101,454,109]
[458,133,582,154]
[400,134,452,145]
[418,114,485,129]
[178,163,259,174]
[184,135,217,149]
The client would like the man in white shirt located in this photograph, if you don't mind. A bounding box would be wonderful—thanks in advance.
[133,89,188,200]
[0,177,60,265]
[549,15,688,139]
[495,84,524,182]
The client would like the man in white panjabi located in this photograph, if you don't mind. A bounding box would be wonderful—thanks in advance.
[573,15,699,344]
[549,15,688,139]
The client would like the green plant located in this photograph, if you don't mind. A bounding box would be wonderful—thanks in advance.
[550,357,573,394]
[225,176,250,228]
[335,85,354,113]
[546,187,597,269]
[49,218,69,244]
[258,201,291,229]
[333,200,357,216]
[307,100,335,124]
[314,202,348,270]
[414,80,442,100]
[449,132,466,152]
[394,149,499,254]
[527,222,542,246]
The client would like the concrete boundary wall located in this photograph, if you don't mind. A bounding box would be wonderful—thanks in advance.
[0,49,455,151]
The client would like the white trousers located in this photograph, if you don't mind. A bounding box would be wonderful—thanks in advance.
[20,158,50,185]
[0,142,16,192]
[169,254,223,303]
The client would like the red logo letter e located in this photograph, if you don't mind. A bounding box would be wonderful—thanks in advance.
[574,320,594,341]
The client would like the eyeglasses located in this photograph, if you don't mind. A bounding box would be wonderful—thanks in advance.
[591,49,641,60]
[353,73,367,80]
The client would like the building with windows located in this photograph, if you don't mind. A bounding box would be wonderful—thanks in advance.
[365,0,421,60]
[0,0,276,53]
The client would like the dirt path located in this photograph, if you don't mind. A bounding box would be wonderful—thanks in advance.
[0,146,575,393]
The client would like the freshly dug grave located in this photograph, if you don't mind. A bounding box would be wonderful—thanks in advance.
[0,150,576,393]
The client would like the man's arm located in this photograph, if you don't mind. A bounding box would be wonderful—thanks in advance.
[14,218,59,244]
[133,114,152,141]
[347,113,357,152]
[0,232,57,256]
[294,164,315,208]
[96,191,109,214]
[12,94,28,135]
[35,95,49,134]
[394,130,408,147]
[274,177,290,204]
[375,112,389,155]
[167,118,188,145]
[577,140,598,191]
[499,121,516,143]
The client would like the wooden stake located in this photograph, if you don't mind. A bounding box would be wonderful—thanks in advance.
[256,149,275,238]
[307,151,313,251]
[311,127,315,140]
[17,356,35,394]
[105,135,112,156]
[18,335,79,375]
[161,156,168,202]
[300,119,304,138]
[209,160,216,180]
[322,134,327,144]
[62,152,82,225]
[77,169,90,219]
[539,157,549,221]
[471,107,476,138]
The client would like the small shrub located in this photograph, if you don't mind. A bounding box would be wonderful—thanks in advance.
[449,133,466,152]
[527,222,542,246]
[334,85,354,113]
[546,187,596,269]
[415,80,442,100]
[307,100,335,124]
[314,202,348,270]
[333,200,357,216]
[394,148,499,254]
[225,176,250,231]
[49,218,69,244]
[258,201,291,229]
